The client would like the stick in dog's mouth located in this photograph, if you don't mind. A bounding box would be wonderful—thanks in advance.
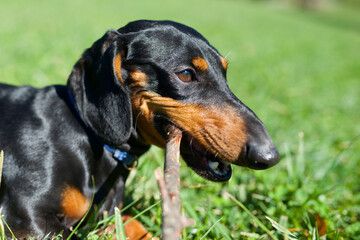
[155,126,195,239]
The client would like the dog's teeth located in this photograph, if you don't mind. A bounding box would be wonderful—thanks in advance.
[214,168,227,176]
[208,160,219,170]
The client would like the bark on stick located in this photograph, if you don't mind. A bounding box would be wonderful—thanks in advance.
[155,127,195,240]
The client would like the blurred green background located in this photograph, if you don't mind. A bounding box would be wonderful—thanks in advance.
[0,0,359,239]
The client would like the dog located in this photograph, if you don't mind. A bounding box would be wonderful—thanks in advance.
[0,20,279,239]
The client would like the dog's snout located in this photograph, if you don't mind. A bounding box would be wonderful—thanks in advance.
[231,108,280,169]
[247,143,280,170]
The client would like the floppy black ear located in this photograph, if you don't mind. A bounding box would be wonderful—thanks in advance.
[67,30,132,146]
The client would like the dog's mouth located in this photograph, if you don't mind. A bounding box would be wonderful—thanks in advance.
[180,134,232,182]
[154,116,232,182]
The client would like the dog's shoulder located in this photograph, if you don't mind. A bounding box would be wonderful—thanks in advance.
[0,84,78,146]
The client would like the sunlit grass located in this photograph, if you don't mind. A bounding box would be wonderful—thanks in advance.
[0,0,359,239]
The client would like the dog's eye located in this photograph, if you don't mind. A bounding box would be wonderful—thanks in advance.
[177,70,193,82]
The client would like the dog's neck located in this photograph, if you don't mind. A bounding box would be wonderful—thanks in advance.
[118,128,151,158]
[66,87,149,163]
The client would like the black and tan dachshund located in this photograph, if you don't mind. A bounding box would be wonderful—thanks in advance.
[0,20,279,239]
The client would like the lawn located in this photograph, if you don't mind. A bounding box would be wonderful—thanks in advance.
[0,0,359,239]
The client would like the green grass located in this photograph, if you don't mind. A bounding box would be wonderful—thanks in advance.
[0,0,360,239]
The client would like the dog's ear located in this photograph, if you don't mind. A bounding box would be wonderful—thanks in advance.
[67,30,132,146]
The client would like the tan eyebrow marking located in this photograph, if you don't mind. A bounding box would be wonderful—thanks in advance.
[113,53,124,84]
[220,57,228,70]
[192,57,208,71]
[129,70,148,87]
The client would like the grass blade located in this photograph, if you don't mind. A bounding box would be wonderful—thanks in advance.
[296,132,305,181]
[0,209,4,240]
[265,216,297,240]
[283,143,294,179]
[226,193,279,240]
[200,218,222,240]
[123,201,160,226]
[115,207,126,240]
[0,214,15,239]
[120,198,140,213]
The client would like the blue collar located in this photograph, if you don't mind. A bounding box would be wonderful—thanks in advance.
[66,88,136,167]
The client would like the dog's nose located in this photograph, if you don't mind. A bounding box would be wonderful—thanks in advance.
[226,96,280,169]
[247,142,280,170]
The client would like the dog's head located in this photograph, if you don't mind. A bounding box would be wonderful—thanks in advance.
[67,20,279,182]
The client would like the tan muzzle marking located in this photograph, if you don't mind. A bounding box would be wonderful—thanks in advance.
[132,92,247,162]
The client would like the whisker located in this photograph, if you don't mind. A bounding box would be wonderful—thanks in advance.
[194,127,206,135]
[189,135,195,156]
[204,145,213,157]
[186,127,206,156]
[134,110,142,132]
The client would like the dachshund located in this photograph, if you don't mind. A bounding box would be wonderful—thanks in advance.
[0,20,279,239]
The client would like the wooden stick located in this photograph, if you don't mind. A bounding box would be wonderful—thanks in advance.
[155,127,195,240]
